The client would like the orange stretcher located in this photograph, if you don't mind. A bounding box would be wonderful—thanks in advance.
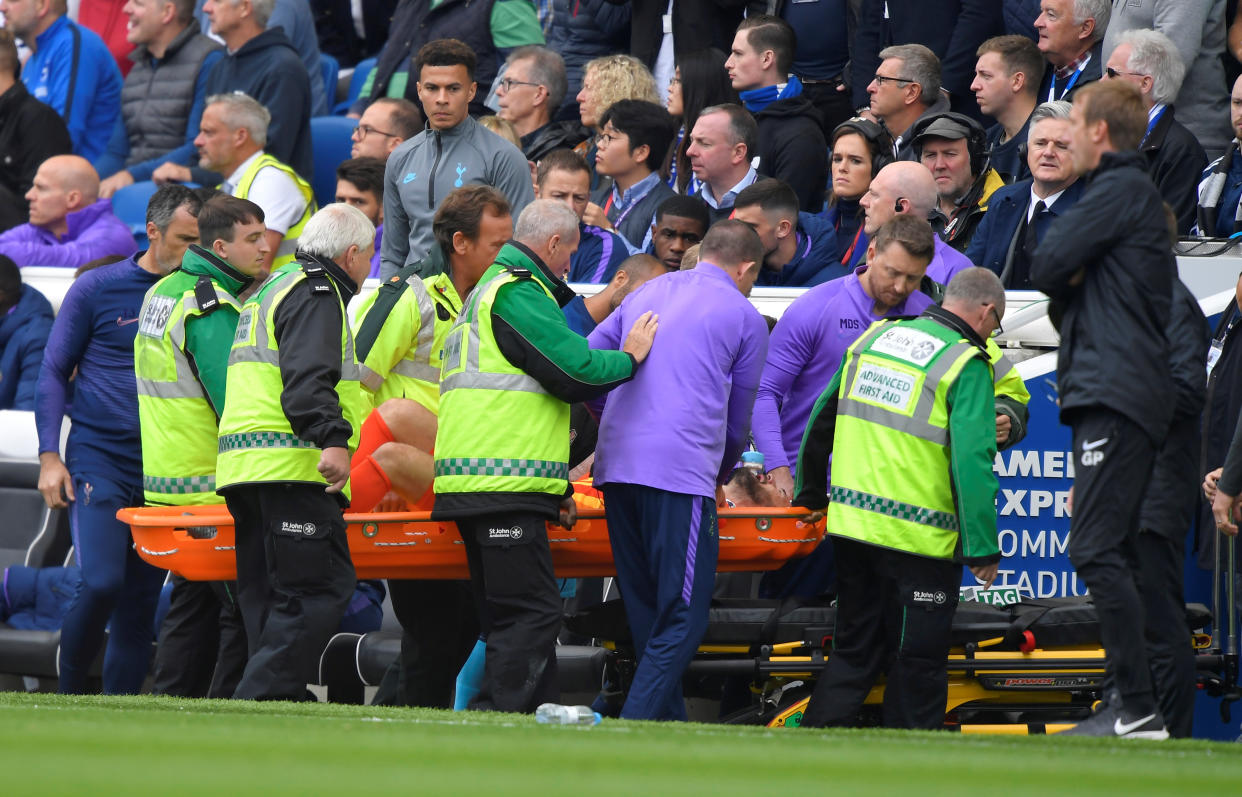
[118,505,826,581]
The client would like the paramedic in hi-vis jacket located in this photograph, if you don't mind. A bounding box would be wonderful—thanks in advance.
[793,263,1004,730]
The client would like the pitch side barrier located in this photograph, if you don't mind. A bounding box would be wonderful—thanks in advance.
[9,247,1242,606]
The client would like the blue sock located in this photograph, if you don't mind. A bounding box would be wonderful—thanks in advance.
[454,638,486,711]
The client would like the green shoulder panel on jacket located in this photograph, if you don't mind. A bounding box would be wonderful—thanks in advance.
[184,304,240,416]
[491,273,634,388]
[947,355,1001,562]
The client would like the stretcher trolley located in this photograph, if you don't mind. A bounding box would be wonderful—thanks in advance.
[118,504,827,580]
[563,595,1231,734]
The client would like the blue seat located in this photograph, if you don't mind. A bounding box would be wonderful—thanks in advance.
[334,56,377,115]
[310,116,359,208]
[319,53,340,116]
[111,180,160,250]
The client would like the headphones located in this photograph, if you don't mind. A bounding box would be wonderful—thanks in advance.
[831,118,896,178]
[894,198,905,213]
[911,112,989,176]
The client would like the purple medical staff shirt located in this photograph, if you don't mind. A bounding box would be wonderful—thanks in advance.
[588,263,769,499]
[751,266,934,473]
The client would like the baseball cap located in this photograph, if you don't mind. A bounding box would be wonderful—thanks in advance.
[912,115,972,145]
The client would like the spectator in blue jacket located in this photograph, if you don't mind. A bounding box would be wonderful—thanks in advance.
[965,100,1082,289]
[195,0,328,116]
[0,565,80,630]
[732,178,843,288]
[199,0,313,180]
[0,0,123,166]
[0,254,54,410]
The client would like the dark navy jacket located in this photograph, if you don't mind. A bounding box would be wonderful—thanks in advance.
[1,566,81,631]
[546,0,630,119]
[569,223,630,284]
[0,285,54,411]
[202,28,312,180]
[755,212,843,288]
[965,178,1083,285]
[1036,41,1103,104]
[852,0,1003,116]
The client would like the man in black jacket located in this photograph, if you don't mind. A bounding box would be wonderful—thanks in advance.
[1103,29,1206,235]
[865,43,950,162]
[614,0,752,77]
[725,15,826,212]
[0,30,72,232]
[1031,80,1174,740]
[497,46,590,162]
[1135,273,1208,739]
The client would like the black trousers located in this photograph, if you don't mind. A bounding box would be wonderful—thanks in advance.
[224,483,356,701]
[1067,407,1158,715]
[457,512,562,713]
[801,79,854,139]
[150,576,247,698]
[801,537,960,730]
[1136,532,1196,737]
[372,579,479,708]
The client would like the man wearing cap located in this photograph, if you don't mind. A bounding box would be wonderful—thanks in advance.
[914,112,1005,254]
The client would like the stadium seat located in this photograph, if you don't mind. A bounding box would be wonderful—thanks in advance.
[334,56,377,115]
[0,459,85,684]
[111,180,161,250]
[320,53,340,116]
[310,116,359,208]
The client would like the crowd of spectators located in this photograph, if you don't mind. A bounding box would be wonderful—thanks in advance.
[1,1,1238,433]
[3,0,1242,729]
[0,1,1240,284]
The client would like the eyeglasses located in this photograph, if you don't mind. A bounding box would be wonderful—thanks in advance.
[989,305,1004,338]
[499,78,541,92]
[873,74,915,87]
[595,132,621,147]
[353,123,400,141]
[1105,66,1147,80]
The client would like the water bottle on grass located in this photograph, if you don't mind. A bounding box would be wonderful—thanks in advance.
[535,703,602,725]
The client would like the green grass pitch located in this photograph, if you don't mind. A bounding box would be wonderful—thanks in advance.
[2,692,1241,795]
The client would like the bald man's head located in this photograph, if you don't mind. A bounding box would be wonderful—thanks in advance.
[25,155,100,232]
[861,161,939,236]
[607,253,664,311]
[618,253,665,281]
